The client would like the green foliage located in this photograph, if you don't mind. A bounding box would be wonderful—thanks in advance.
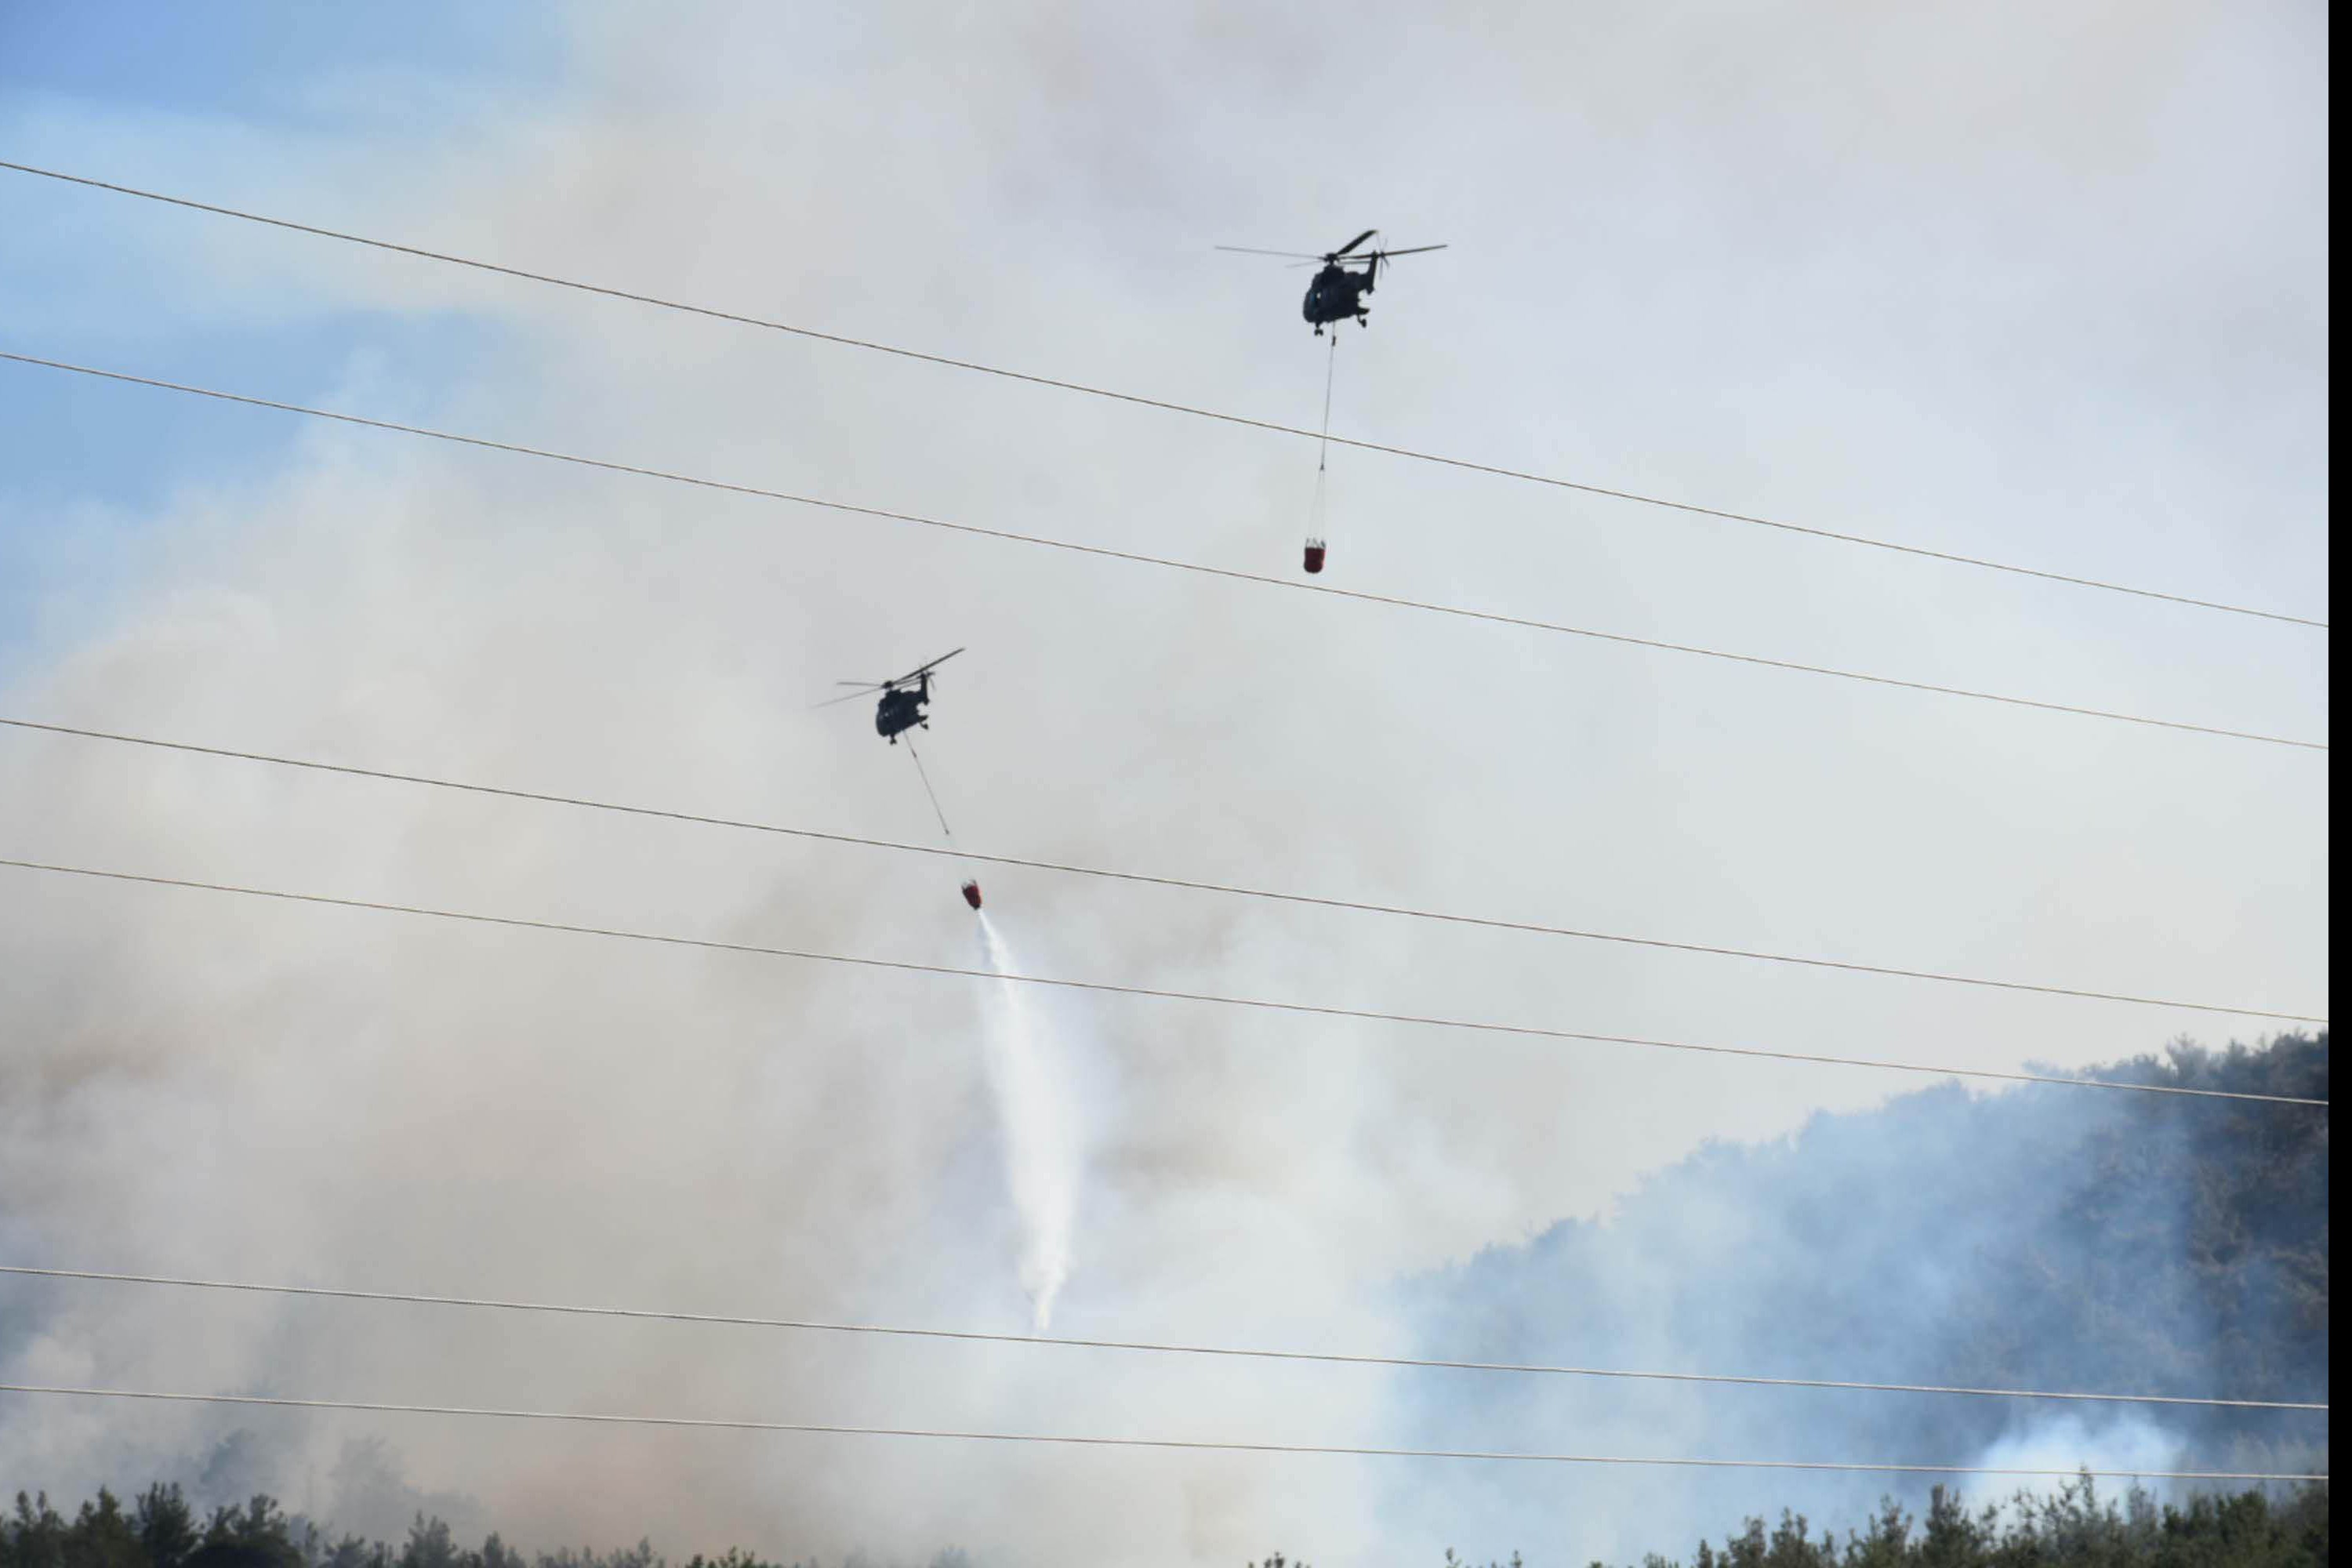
[1573,1479,2331,1568]
[196,1496,303,1568]
[678,1552,797,1568]
[0,1491,971,1568]
[1272,1480,2332,1566]
[133,1490,195,1568]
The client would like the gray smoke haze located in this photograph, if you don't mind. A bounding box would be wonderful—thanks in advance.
[0,1,2328,1563]
[1392,1040,2328,1559]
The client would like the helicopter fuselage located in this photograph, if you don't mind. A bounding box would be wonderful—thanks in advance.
[1302,260,1375,332]
[875,678,931,742]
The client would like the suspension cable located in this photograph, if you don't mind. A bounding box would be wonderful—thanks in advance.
[1307,333,1337,549]
[1317,332,1338,477]
[906,739,954,842]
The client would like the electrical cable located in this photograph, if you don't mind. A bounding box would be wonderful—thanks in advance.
[0,353,2326,754]
[0,857,2325,1102]
[0,158,2324,632]
[0,1385,2322,1479]
[0,717,2326,1025]
[0,1265,2320,1413]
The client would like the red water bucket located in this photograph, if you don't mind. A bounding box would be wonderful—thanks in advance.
[961,879,984,910]
[1302,539,1327,575]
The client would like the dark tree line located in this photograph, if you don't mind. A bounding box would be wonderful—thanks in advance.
[1634,1477,2327,1568]
[1247,1479,2328,1566]
[0,1489,971,1568]
[5,1476,2325,1568]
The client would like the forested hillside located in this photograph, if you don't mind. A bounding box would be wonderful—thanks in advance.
[9,1038,2325,1566]
[1392,1035,2329,1555]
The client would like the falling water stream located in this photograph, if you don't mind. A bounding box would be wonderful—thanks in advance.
[973,911,1079,1329]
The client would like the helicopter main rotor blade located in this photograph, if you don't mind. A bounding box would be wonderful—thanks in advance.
[885,647,965,687]
[1331,228,1379,258]
[1214,245,1325,260]
[812,687,884,710]
[1374,244,1448,257]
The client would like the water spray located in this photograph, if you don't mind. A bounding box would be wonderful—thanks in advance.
[973,911,1079,1329]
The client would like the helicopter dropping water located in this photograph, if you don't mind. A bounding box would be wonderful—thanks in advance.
[1218,228,1447,575]
[820,656,1075,1319]
[818,647,982,908]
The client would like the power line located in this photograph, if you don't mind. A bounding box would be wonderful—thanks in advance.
[0,158,2325,633]
[0,716,2329,1025]
[0,352,2326,754]
[0,1385,2324,1481]
[0,858,2325,1102]
[2,1265,2318,1414]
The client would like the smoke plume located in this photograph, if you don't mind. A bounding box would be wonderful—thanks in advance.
[0,1,2326,1562]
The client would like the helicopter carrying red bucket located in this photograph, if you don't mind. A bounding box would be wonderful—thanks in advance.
[818,648,986,910]
[1215,229,1446,579]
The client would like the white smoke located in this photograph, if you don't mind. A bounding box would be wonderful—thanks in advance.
[1973,1412,2188,1479]
[973,910,1081,1329]
[1970,1412,2191,1515]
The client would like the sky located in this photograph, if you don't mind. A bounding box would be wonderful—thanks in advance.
[0,2,2330,1563]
